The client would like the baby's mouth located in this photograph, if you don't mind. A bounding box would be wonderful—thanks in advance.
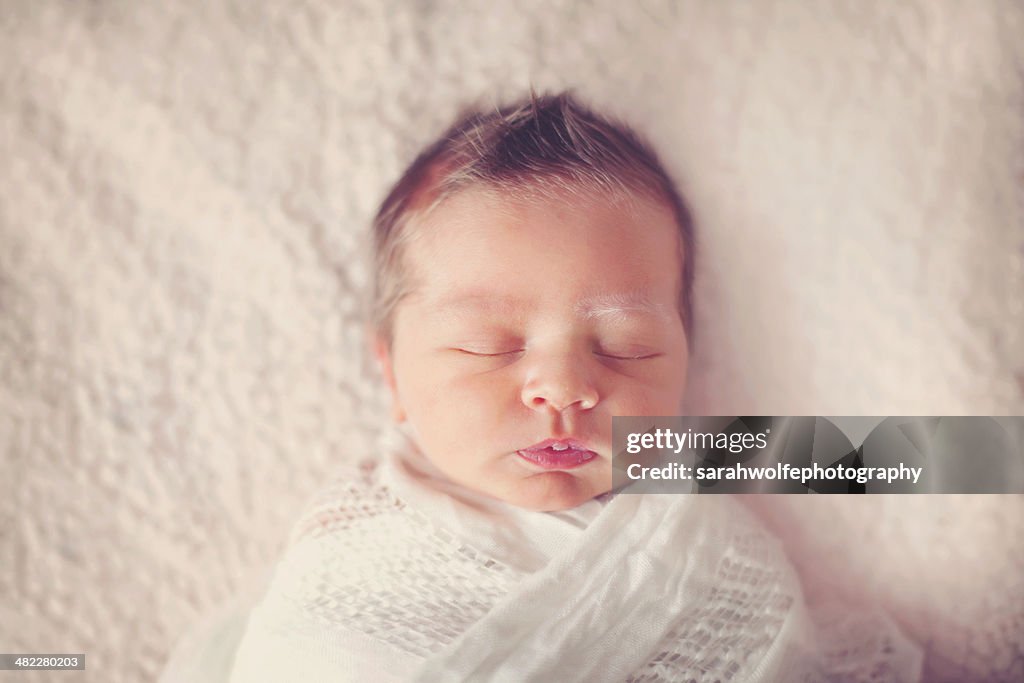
[517,439,598,470]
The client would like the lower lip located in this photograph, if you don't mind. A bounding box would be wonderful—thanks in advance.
[516,447,598,470]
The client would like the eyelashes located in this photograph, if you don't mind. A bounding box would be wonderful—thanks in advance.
[451,348,661,361]
[594,351,662,361]
[453,348,524,358]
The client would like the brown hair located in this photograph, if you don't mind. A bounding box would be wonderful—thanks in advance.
[371,91,696,344]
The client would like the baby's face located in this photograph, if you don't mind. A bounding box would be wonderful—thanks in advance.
[379,186,689,511]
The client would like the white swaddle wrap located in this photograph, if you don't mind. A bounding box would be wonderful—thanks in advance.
[228,442,922,682]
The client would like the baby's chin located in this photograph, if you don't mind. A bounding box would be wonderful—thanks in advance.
[500,471,611,512]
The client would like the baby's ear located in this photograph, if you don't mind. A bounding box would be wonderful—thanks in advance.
[371,330,407,423]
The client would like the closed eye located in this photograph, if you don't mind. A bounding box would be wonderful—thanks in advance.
[595,351,662,361]
[452,348,524,357]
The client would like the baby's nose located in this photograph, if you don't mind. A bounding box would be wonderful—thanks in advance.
[520,352,599,412]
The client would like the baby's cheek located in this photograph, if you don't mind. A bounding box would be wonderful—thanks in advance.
[447,370,521,406]
[399,360,476,403]
[637,363,688,409]
[606,382,683,416]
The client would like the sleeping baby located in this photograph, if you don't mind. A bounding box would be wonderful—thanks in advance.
[227,92,922,682]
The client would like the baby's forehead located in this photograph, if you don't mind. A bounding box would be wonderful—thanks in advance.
[404,183,679,274]
[397,188,683,323]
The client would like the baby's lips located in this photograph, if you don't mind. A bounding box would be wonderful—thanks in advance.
[516,442,599,470]
[522,437,591,453]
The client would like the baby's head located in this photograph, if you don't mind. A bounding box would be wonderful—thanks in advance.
[370,92,695,511]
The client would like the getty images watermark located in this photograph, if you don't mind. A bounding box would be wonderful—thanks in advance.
[611,416,1024,494]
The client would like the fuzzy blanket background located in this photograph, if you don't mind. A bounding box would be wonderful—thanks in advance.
[1,2,1022,682]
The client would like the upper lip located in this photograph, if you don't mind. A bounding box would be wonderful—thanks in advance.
[520,438,593,452]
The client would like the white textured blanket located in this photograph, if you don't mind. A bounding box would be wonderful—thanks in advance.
[226,441,921,682]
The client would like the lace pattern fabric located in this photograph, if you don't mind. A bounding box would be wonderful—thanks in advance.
[229,453,922,682]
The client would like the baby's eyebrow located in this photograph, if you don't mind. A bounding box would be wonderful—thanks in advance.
[426,290,670,320]
[575,292,672,321]
[426,292,524,318]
